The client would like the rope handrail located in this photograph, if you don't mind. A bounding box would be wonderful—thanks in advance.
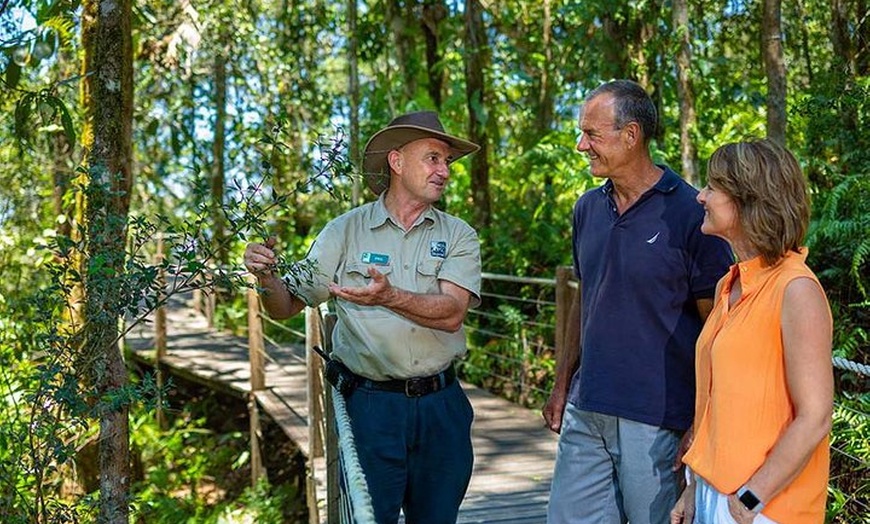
[331,386,377,524]
[832,356,870,376]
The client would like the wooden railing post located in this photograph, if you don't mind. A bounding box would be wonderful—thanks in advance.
[555,266,573,357]
[192,272,203,315]
[305,307,325,524]
[247,275,266,486]
[206,280,216,328]
[155,234,167,429]
[247,277,266,391]
[305,308,325,457]
[321,309,340,524]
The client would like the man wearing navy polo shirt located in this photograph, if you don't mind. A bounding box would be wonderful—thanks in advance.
[543,80,732,524]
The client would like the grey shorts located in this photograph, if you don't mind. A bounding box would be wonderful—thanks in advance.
[547,403,681,524]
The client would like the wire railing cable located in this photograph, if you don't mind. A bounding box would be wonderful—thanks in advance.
[260,313,307,340]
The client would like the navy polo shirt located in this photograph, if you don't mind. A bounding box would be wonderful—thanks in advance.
[567,166,732,431]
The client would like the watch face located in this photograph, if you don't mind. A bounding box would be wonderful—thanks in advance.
[739,489,761,511]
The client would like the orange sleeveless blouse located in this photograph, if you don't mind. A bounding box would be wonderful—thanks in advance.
[683,249,831,524]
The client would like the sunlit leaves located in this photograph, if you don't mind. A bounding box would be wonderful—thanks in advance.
[13,89,76,148]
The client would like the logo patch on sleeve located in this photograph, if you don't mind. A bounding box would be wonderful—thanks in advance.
[429,241,447,259]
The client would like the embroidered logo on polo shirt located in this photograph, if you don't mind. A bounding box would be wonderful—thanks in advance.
[646,232,660,244]
[429,241,447,258]
[361,252,390,265]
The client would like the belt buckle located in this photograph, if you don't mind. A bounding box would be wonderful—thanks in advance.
[404,377,429,397]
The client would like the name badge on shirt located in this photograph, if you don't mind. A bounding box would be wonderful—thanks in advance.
[430,241,447,259]
[361,252,390,265]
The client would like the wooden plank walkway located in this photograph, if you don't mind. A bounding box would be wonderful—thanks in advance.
[125,298,558,523]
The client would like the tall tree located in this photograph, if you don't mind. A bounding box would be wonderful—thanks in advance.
[794,0,816,85]
[386,0,418,103]
[856,0,869,74]
[80,0,134,519]
[601,7,631,79]
[830,0,855,74]
[762,0,787,145]
[631,0,664,143]
[826,0,861,176]
[673,0,699,185]
[349,0,362,205]
[422,0,447,109]
[464,0,491,228]
[533,0,556,145]
[480,1,558,151]
[211,39,228,268]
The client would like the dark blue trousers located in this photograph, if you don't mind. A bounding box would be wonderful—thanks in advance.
[345,380,474,524]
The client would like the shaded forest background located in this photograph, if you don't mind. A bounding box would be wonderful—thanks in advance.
[0,0,867,522]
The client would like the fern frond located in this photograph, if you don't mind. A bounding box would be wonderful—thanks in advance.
[41,17,77,47]
[851,237,870,299]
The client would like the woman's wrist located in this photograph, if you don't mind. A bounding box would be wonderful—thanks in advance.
[736,484,764,513]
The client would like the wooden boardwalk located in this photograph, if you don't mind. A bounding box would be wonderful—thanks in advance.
[125,298,558,523]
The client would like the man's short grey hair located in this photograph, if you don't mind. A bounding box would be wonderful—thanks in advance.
[585,80,657,143]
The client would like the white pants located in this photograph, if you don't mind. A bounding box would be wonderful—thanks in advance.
[694,475,778,524]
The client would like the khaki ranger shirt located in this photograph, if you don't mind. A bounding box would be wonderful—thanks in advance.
[288,194,481,381]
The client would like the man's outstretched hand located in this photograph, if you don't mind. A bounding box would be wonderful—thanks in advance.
[328,267,397,306]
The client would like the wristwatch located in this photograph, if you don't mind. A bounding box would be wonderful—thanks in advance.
[737,485,764,513]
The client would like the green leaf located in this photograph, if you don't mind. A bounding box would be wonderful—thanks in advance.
[44,95,76,146]
[5,61,21,89]
[14,93,35,141]
[145,119,159,136]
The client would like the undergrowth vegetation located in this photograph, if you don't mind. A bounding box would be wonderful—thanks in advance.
[128,374,307,523]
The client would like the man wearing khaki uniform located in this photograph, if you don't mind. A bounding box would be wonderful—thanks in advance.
[244,111,481,524]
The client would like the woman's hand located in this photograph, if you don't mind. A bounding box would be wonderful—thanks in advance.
[727,493,757,524]
[670,485,696,524]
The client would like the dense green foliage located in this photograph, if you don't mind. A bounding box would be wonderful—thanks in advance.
[129,402,304,523]
[1,0,867,521]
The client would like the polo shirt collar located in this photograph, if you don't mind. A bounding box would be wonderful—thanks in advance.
[370,192,436,230]
[600,165,681,197]
[652,166,681,193]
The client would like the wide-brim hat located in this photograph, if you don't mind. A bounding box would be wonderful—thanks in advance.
[363,111,480,195]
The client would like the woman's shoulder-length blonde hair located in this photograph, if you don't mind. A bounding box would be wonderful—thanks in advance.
[706,138,810,266]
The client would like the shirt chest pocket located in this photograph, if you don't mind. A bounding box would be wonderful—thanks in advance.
[416,259,442,294]
[343,262,394,287]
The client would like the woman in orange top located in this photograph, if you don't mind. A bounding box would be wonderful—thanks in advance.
[670,139,833,524]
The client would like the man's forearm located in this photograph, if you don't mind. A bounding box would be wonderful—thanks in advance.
[384,286,468,332]
[256,273,305,320]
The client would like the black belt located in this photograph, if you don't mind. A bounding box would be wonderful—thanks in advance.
[360,365,456,397]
